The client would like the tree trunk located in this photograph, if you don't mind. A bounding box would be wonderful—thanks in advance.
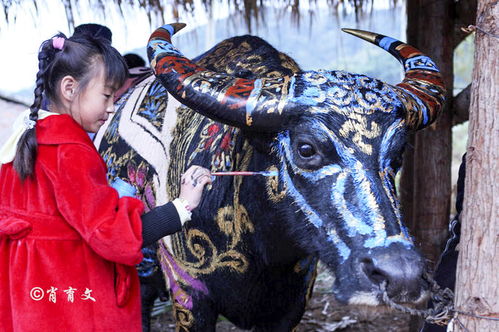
[453,1,499,330]
[404,2,454,331]
[403,0,454,269]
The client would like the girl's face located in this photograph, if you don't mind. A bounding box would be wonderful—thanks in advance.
[71,64,116,133]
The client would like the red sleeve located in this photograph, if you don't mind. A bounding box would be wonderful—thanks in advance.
[53,144,144,266]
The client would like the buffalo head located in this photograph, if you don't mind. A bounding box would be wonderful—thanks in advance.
[147,24,445,306]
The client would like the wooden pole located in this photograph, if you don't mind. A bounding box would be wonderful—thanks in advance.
[452,0,499,330]
[404,1,455,330]
[403,0,454,273]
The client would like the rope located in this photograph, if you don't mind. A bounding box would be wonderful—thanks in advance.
[379,272,454,326]
[454,310,499,322]
[461,25,499,39]
[380,271,499,328]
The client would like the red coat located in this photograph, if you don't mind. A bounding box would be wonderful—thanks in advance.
[0,115,144,331]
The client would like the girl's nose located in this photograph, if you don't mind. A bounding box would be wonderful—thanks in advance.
[106,104,115,113]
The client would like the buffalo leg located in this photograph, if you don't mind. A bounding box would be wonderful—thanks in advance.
[138,244,169,332]
[172,297,218,332]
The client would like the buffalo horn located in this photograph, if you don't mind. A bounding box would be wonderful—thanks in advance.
[147,23,289,131]
[342,28,446,130]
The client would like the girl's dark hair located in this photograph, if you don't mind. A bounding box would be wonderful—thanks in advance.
[13,30,128,180]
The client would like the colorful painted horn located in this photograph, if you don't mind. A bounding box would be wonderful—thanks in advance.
[148,23,292,131]
[342,28,446,130]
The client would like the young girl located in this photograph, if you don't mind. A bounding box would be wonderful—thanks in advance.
[0,31,211,331]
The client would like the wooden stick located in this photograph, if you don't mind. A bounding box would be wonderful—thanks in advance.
[211,171,278,177]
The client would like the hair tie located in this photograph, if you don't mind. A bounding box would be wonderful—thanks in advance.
[24,115,36,130]
[52,37,65,50]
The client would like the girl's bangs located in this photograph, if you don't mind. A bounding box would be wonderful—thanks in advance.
[102,49,128,91]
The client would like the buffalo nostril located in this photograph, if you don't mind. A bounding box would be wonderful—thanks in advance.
[359,251,425,301]
[361,258,389,287]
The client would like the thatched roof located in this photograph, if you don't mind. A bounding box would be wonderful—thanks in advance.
[1,0,398,31]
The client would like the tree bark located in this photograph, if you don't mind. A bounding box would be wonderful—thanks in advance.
[453,1,499,330]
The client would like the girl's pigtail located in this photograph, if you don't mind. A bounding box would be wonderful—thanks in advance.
[13,36,62,180]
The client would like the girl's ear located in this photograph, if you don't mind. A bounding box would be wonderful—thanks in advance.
[60,75,78,102]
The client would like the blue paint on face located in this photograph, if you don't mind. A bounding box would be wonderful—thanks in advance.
[274,106,413,259]
[298,164,342,182]
[284,71,408,127]
[279,165,324,228]
[332,172,373,237]
[329,233,352,261]
[277,131,352,261]
[365,235,413,249]
[291,85,324,106]
[349,163,388,247]
[317,123,384,232]
[277,134,323,228]
[378,120,414,246]
[277,129,372,261]
[326,85,350,102]
[379,120,402,168]
[315,121,412,249]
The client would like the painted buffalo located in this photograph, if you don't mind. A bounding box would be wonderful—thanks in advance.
[94,24,445,331]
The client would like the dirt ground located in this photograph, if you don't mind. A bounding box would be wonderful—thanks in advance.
[151,296,412,332]
[150,264,415,332]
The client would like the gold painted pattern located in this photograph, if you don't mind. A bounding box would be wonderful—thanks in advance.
[339,114,381,155]
[165,109,256,278]
[173,302,194,332]
[265,165,286,202]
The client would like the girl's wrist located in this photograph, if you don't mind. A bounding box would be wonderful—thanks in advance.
[172,198,192,226]
[176,197,192,211]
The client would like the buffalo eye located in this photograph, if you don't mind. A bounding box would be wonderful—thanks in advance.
[298,143,316,158]
[291,130,324,169]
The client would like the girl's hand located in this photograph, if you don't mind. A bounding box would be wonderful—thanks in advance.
[179,165,212,210]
